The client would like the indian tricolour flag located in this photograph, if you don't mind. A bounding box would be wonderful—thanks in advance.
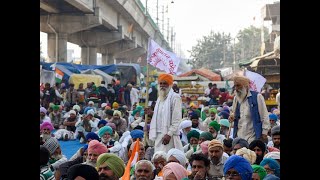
[122,139,140,180]
[55,68,64,83]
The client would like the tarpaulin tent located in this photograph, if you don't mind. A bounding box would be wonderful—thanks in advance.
[115,63,141,86]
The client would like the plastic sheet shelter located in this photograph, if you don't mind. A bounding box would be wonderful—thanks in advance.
[69,74,103,89]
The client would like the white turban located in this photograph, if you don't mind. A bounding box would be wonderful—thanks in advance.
[88,101,94,105]
[179,120,192,130]
[69,110,76,115]
[101,103,107,108]
[166,148,187,166]
[40,107,47,114]
[235,147,257,164]
[264,152,280,160]
[113,110,122,117]
[217,107,223,112]
[87,109,95,116]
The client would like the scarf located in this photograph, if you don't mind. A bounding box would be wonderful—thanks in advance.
[149,88,175,141]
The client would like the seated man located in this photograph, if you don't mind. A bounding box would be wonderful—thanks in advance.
[223,155,253,180]
[98,126,122,156]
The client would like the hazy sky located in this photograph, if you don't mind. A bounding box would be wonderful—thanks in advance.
[40,0,278,60]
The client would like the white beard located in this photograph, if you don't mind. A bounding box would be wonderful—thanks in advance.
[41,133,51,142]
[235,87,248,103]
[159,85,171,102]
[85,159,96,167]
[52,154,62,160]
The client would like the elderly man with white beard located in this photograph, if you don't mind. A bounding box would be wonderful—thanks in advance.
[149,73,183,153]
[229,75,270,144]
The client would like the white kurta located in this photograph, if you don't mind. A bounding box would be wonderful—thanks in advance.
[232,91,270,144]
[149,88,183,153]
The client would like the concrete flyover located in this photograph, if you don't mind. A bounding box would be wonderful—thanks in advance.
[40,0,171,65]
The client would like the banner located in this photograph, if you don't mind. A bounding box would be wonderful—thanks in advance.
[147,38,181,75]
[245,70,266,92]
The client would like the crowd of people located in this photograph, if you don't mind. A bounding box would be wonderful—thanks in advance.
[40,73,280,180]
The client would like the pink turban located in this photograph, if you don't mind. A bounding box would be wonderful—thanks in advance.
[163,162,188,180]
[106,123,116,130]
[268,146,280,152]
[40,122,54,131]
[200,140,210,155]
[88,140,108,155]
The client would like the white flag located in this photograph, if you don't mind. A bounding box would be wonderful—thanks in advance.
[245,70,266,92]
[147,38,181,74]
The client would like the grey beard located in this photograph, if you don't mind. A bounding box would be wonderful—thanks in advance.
[52,154,62,160]
[159,86,171,101]
[42,134,51,142]
[236,87,247,103]
[101,137,110,143]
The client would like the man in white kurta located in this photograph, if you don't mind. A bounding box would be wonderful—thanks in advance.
[149,73,183,153]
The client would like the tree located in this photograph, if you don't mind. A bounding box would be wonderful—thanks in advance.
[188,31,233,69]
[235,25,269,61]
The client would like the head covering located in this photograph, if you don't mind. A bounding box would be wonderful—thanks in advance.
[251,165,267,180]
[106,122,116,130]
[105,106,111,110]
[69,110,76,115]
[269,113,278,121]
[97,120,107,127]
[96,153,125,178]
[209,121,221,132]
[233,75,250,87]
[179,120,192,130]
[98,126,113,137]
[217,107,223,112]
[88,101,94,105]
[268,146,280,152]
[127,83,133,88]
[218,111,230,119]
[208,139,223,150]
[130,129,144,139]
[232,137,249,149]
[84,107,94,114]
[264,152,280,161]
[187,130,200,142]
[219,119,230,128]
[40,107,47,114]
[223,155,253,180]
[235,147,257,164]
[43,137,59,155]
[190,113,199,120]
[209,108,217,114]
[113,110,122,116]
[53,105,60,111]
[249,140,266,153]
[72,105,80,111]
[166,148,187,166]
[163,162,188,180]
[132,109,140,116]
[271,125,280,136]
[158,73,173,85]
[151,82,156,87]
[260,158,280,177]
[40,122,54,131]
[112,102,119,109]
[85,132,100,141]
[88,140,108,155]
[200,140,210,154]
[67,164,99,180]
[83,144,89,152]
[199,132,214,141]
[173,81,178,85]
[101,103,107,109]
[264,174,280,180]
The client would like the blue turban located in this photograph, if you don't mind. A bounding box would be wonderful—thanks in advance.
[83,144,89,152]
[218,111,230,119]
[269,114,278,121]
[97,120,107,127]
[85,132,99,141]
[259,158,280,177]
[130,129,144,139]
[98,126,113,138]
[84,107,94,115]
[222,109,230,114]
[223,155,253,180]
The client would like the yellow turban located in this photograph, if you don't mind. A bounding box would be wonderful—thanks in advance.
[233,75,250,87]
[112,102,119,109]
[158,73,173,85]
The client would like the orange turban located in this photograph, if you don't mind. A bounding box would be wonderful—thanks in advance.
[158,73,173,85]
